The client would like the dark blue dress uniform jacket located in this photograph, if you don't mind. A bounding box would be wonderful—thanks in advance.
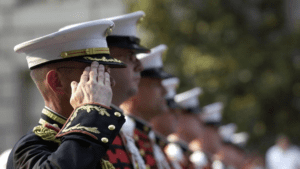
[6,103,126,169]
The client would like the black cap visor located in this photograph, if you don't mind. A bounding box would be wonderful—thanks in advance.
[141,68,173,79]
[181,106,202,114]
[107,36,150,54]
[204,121,222,127]
[166,98,179,109]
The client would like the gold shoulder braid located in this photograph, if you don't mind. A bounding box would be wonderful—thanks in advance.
[33,124,61,144]
[101,159,115,169]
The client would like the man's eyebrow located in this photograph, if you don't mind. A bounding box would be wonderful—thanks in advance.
[57,66,87,70]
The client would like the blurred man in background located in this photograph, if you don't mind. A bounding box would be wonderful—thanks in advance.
[121,44,173,169]
[266,134,300,169]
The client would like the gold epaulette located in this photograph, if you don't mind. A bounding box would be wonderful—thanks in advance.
[101,159,115,169]
[33,124,61,144]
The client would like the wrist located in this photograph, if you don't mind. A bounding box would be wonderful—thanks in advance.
[73,102,111,110]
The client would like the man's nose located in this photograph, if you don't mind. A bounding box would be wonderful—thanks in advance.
[134,59,144,72]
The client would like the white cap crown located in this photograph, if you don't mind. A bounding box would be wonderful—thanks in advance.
[137,44,167,69]
[106,11,145,37]
[231,132,249,147]
[174,87,202,109]
[15,19,115,69]
[162,77,180,99]
[201,102,224,124]
[219,123,237,142]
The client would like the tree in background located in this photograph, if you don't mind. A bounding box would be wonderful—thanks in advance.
[125,0,300,154]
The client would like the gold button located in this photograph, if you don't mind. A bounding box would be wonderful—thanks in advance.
[105,27,113,36]
[160,141,164,147]
[62,52,68,57]
[101,137,109,143]
[108,125,115,130]
[146,164,150,169]
[139,149,145,156]
[143,126,149,132]
[114,112,121,117]
[137,15,145,24]
[134,135,139,141]
[108,28,113,34]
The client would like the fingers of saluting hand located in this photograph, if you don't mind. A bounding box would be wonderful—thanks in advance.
[104,72,111,87]
[81,66,91,82]
[90,61,99,83]
[71,81,78,93]
[97,64,105,85]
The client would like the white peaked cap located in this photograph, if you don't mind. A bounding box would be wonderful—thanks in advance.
[219,123,237,142]
[201,102,224,124]
[137,44,167,69]
[174,87,202,109]
[190,151,208,167]
[15,19,125,69]
[162,77,180,99]
[106,11,145,37]
[165,143,184,162]
[231,132,249,147]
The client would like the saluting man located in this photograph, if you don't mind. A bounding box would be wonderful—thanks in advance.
[7,19,127,168]
[58,11,150,169]
[121,44,173,169]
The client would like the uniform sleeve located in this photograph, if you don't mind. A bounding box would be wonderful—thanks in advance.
[10,104,125,169]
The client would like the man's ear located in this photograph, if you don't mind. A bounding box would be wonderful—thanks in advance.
[46,70,64,95]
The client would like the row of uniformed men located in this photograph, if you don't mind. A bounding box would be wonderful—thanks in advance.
[0,11,263,169]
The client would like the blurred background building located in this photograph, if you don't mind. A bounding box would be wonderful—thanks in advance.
[0,0,299,159]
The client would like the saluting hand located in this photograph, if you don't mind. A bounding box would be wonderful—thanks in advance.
[70,61,112,108]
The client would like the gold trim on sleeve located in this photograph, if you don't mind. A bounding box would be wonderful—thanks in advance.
[61,48,110,58]
[71,105,110,122]
[62,123,100,134]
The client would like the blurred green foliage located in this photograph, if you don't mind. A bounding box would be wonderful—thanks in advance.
[125,0,300,153]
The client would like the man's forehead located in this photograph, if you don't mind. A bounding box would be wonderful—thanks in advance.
[110,46,134,52]
[58,61,90,67]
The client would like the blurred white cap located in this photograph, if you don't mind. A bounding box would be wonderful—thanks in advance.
[175,87,202,109]
[219,123,237,142]
[201,102,224,125]
[162,77,180,99]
